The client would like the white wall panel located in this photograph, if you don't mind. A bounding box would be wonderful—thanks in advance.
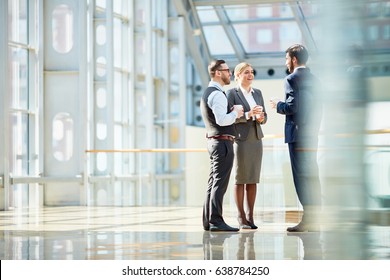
[43,0,80,70]
[42,0,86,205]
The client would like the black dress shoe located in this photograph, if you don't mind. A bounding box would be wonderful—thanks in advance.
[239,224,252,230]
[210,223,239,232]
[246,220,258,230]
[237,217,251,230]
[287,221,319,232]
[287,221,307,232]
[204,226,210,231]
[287,225,304,232]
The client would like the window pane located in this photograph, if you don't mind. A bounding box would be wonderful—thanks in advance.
[203,25,235,55]
[96,153,107,172]
[96,0,106,9]
[8,0,28,44]
[135,35,146,75]
[10,113,28,176]
[233,21,302,53]
[113,0,122,15]
[169,46,179,91]
[135,0,146,25]
[52,4,74,54]
[197,6,218,23]
[9,47,28,110]
[256,6,273,18]
[225,4,294,20]
[114,18,122,68]
[114,125,122,150]
[114,72,122,122]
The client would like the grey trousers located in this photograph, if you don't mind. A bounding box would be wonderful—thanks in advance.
[203,138,234,228]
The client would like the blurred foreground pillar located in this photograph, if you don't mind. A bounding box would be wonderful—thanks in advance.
[317,0,369,259]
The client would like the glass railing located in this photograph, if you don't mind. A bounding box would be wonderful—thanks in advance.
[82,129,390,213]
[3,129,389,218]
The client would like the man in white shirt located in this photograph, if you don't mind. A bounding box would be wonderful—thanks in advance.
[200,59,244,232]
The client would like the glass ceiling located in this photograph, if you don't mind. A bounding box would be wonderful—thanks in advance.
[197,4,307,55]
[173,0,390,83]
[194,1,389,54]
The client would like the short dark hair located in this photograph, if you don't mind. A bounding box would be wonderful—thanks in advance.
[208,59,226,77]
[286,44,309,65]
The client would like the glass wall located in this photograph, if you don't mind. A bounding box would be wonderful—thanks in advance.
[0,0,389,215]
[87,0,187,206]
[7,0,41,208]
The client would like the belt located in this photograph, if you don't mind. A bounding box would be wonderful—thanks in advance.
[207,135,234,141]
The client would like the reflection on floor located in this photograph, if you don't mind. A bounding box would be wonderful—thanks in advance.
[0,206,389,260]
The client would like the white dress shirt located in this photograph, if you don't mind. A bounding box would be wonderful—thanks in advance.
[207,81,238,126]
[240,86,256,120]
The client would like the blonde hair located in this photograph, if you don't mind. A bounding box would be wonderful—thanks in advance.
[234,62,252,82]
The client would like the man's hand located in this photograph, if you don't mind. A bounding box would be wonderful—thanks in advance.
[269,98,280,109]
[232,104,244,118]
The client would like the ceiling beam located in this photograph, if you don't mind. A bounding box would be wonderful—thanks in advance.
[172,0,210,86]
[289,2,317,53]
[214,6,246,62]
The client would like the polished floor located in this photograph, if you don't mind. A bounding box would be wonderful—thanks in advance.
[0,206,389,260]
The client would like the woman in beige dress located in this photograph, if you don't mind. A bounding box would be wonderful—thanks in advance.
[227,62,267,229]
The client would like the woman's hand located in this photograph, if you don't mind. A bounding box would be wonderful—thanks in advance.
[256,112,265,123]
[250,105,263,118]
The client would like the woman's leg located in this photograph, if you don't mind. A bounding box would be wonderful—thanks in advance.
[245,183,258,228]
[234,184,250,228]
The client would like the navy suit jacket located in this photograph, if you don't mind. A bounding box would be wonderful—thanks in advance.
[277,67,322,144]
[226,87,267,140]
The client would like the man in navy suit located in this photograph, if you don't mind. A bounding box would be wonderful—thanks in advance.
[270,44,322,232]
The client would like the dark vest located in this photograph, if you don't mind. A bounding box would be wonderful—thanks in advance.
[200,86,235,137]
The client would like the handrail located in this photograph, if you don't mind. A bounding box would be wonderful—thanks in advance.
[11,175,83,184]
[367,128,390,134]
[1,129,388,188]
[85,148,207,153]
[85,128,390,153]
